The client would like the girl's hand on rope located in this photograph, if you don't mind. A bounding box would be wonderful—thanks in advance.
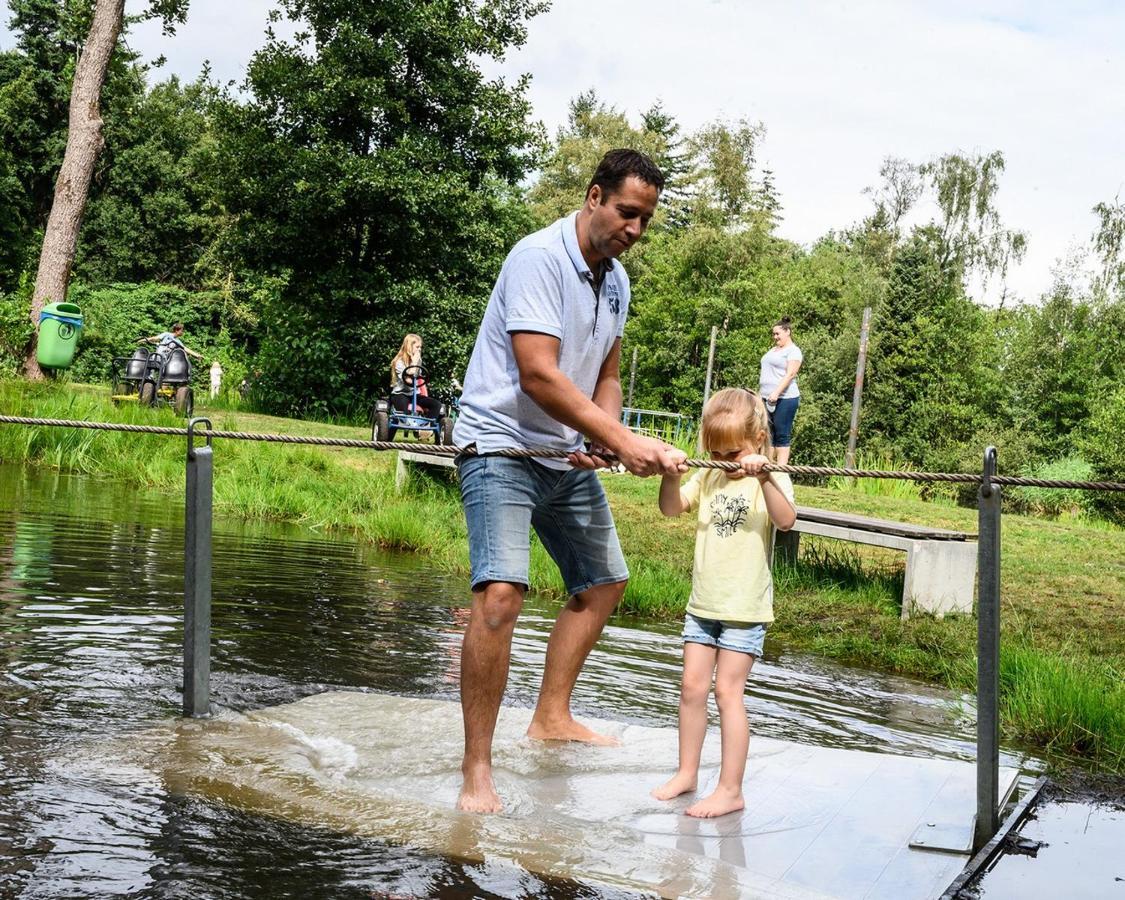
[739,453,772,483]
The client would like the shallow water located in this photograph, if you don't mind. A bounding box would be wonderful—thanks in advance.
[0,463,1037,898]
[965,798,1125,898]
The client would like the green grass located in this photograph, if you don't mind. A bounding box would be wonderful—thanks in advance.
[3,379,1125,772]
[827,449,926,501]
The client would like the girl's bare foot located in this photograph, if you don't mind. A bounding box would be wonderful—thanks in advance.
[651,771,697,800]
[685,785,744,818]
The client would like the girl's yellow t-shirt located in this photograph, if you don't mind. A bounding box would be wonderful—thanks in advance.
[680,468,795,623]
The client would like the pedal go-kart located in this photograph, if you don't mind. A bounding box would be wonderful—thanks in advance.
[110,346,195,417]
[372,364,454,445]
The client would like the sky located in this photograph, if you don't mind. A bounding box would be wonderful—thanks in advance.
[5,0,1123,303]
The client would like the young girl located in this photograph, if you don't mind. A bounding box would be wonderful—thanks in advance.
[389,333,441,419]
[652,387,796,818]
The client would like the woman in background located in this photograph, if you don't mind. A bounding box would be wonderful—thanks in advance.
[758,316,803,466]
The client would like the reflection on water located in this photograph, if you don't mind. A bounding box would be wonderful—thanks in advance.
[966,798,1125,899]
[0,464,1031,898]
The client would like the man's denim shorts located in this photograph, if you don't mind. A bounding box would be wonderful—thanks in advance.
[457,455,629,596]
[682,612,767,657]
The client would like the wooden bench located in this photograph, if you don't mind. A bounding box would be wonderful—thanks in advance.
[395,448,457,491]
[774,506,977,620]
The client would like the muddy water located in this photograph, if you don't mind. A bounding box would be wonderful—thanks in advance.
[1,463,1035,898]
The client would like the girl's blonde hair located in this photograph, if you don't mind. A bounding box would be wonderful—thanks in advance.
[700,388,771,455]
[390,333,423,386]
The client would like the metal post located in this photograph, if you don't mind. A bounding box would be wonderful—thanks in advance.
[846,306,872,470]
[699,325,719,451]
[974,446,1001,852]
[702,325,718,410]
[627,346,638,410]
[184,417,213,717]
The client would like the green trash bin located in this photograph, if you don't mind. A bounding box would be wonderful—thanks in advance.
[36,301,83,369]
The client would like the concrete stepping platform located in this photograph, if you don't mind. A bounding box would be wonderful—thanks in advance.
[115,692,1018,899]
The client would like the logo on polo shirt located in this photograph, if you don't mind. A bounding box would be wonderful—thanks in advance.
[607,283,620,316]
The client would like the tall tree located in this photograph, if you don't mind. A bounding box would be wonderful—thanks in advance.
[919,150,1027,294]
[864,227,999,468]
[857,150,1027,297]
[1092,194,1125,300]
[755,167,783,231]
[685,118,766,228]
[23,0,189,378]
[639,100,693,227]
[76,75,220,286]
[212,0,546,415]
[0,0,85,290]
[527,89,668,225]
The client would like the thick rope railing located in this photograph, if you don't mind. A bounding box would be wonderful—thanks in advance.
[3,414,1125,491]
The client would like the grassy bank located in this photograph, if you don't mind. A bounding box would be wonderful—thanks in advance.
[2,379,1124,773]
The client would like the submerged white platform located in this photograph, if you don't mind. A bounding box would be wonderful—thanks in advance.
[118,692,1019,899]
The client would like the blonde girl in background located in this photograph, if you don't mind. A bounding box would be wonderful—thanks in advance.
[389,333,441,419]
[652,388,796,818]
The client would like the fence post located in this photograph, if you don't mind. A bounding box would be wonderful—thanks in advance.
[183,417,213,718]
[627,346,638,409]
[698,325,719,451]
[974,445,1001,852]
[845,305,872,471]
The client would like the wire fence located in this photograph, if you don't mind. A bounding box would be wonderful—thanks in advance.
[3,414,1125,491]
[2,411,1114,857]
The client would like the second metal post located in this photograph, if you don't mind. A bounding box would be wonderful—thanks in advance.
[184,418,213,717]
[974,446,1001,852]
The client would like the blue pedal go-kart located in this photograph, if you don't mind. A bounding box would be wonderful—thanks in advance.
[372,364,454,445]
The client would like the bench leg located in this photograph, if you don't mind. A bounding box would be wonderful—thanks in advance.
[774,529,800,567]
[902,540,978,620]
[395,455,408,493]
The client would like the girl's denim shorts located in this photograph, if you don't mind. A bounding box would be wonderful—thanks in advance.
[682,612,767,657]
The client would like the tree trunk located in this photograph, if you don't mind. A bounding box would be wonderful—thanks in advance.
[24,0,125,379]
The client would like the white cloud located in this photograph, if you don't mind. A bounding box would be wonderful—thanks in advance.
[121,0,283,88]
[482,0,1125,303]
[4,0,1122,302]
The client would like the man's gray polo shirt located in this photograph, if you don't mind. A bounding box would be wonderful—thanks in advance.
[453,211,631,470]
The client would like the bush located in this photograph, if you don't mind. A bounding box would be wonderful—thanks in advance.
[827,448,924,500]
[0,288,34,376]
[1082,386,1125,522]
[1009,455,1100,519]
[62,281,257,395]
[940,424,1045,508]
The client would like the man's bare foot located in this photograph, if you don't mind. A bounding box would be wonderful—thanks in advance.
[526,716,621,746]
[457,764,502,814]
[651,771,697,800]
[685,786,744,818]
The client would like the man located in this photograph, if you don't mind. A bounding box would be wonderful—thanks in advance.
[137,323,204,361]
[453,149,688,813]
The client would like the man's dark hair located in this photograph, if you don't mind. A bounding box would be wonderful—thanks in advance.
[585,149,665,201]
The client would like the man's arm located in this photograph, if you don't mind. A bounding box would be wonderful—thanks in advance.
[511,332,685,476]
[591,339,624,418]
